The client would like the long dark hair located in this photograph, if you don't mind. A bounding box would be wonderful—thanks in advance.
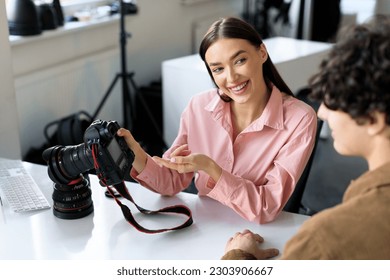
[199,17,293,102]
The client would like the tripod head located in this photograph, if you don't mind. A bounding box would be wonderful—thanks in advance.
[111,0,138,16]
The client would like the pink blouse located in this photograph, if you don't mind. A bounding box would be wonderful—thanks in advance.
[131,86,317,223]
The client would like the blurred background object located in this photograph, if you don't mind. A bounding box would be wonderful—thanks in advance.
[7,0,42,35]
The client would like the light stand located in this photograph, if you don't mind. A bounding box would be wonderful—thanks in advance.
[92,1,167,149]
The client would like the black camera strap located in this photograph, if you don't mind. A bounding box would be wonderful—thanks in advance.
[91,145,193,233]
[106,183,193,234]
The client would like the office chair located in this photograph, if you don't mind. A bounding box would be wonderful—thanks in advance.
[283,88,323,214]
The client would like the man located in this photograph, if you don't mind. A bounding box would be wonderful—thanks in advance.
[222,14,390,260]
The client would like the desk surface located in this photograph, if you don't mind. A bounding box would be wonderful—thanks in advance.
[0,162,309,260]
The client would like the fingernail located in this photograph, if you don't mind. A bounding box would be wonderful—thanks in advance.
[170,157,176,163]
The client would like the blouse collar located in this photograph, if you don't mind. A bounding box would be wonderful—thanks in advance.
[204,86,285,133]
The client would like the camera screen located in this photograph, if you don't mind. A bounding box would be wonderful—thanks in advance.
[107,138,123,164]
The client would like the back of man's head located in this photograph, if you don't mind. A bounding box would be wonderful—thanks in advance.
[309,14,390,126]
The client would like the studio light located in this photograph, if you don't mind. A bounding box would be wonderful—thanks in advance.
[7,0,42,36]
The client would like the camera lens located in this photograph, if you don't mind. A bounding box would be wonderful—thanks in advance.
[52,174,94,219]
[61,144,94,177]
[43,144,95,219]
[43,144,94,184]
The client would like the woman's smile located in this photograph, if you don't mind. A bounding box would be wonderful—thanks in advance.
[229,81,249,95]
[205,38,268,104]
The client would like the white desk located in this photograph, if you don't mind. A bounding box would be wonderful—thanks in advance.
[0,162,309,260]
[162,37,331,146]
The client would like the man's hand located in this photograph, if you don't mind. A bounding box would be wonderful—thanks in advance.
[224,229,279,259]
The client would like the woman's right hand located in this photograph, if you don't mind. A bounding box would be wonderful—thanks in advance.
[117,128,148,173]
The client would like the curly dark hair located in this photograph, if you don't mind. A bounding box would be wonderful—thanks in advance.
[309,14,390,125]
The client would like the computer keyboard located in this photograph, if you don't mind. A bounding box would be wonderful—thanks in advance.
[0,158,50,212]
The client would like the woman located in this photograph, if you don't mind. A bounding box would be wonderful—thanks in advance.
[118,17,316,224]
[222,15,390,259]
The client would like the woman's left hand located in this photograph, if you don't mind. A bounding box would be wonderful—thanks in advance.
[153,144,222,181]
[152,144,206,174]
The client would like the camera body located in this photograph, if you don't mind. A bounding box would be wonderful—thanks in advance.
[43,119,134,186]
[84,119,134,186]
[42,119,134,219]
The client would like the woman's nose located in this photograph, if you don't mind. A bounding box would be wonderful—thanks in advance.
[226,67,238,83]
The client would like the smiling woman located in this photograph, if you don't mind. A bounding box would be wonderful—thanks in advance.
[117,17,318,224]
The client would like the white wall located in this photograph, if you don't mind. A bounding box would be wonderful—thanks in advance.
[124,0,242,84]
[341,0,377,23]
[374,0,390,15]
[0,1,21,159]
[7,0,242,158]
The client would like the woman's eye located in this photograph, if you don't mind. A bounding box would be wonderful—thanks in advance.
[211,67,223,73]
[235,58,247,65]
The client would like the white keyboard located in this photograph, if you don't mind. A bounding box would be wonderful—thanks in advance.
[0,158,50,212]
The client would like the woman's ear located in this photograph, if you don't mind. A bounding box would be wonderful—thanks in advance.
[367,111,387,136]
[259,43,268,62]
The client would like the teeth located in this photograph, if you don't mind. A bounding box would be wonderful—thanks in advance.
[232,82,247,91]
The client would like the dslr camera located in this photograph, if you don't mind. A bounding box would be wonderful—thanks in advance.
[42,120,135,219]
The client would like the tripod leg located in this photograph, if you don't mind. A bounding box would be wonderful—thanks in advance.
[126,74,168,149]
[92,74,121,120]
[122,72,138,130]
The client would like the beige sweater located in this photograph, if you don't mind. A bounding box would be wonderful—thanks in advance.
[222,162,390,260]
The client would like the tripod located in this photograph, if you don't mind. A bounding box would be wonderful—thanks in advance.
[92,0,167,149]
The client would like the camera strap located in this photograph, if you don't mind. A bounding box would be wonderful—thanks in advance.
[106,183,193,234]
[91,144,193,233]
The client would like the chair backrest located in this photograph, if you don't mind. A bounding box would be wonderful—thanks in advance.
[283,87,323,214]
[283,118,323,214]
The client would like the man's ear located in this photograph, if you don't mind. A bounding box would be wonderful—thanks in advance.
[367,112,387,136]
